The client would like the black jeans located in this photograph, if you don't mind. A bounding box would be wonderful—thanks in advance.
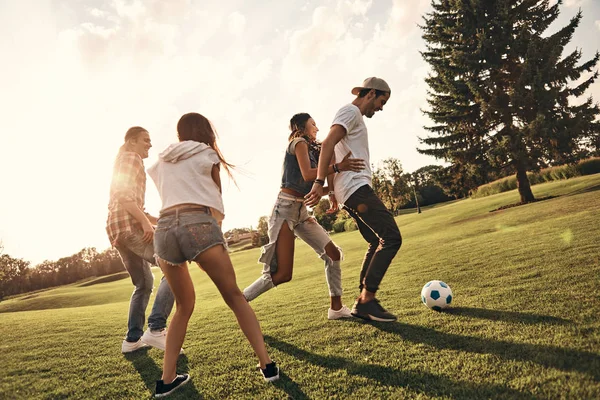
[343,185,402,293]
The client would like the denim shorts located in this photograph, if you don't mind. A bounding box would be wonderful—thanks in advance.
[154,210,226,265]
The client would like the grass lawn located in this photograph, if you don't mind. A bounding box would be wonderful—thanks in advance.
[1,174,599,399]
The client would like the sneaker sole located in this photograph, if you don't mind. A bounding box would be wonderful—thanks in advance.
[141,336,185,354]
[351,312,397,323]
[121,343,150,353]
[155,375,191,398]
[328,314,354,320]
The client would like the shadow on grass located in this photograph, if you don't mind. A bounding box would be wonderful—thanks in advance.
[446,307,571,325]
[564,183,600,197]
[264,335,531,399]
[124,350,202,399]
[490,196,557,212]
[78,272,130,287]
[271,369,308,399]
[363,320,600,381]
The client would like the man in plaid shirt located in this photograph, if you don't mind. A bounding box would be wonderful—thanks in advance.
[107,126,177,354]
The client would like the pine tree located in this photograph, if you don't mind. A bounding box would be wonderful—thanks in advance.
[419,0,599,202]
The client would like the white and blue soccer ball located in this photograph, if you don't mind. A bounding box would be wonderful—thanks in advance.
[421,280,453,311]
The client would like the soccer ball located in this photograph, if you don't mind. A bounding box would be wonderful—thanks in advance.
[421,280,453,311]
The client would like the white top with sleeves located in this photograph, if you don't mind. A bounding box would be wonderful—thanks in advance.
[147,141,225,221]
[331,103,372,204]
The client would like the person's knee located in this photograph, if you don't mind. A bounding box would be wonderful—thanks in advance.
[273,272,292,285]
[135,274,154,294]
[325,245,341,261]
[177,298,195,318]
[384,230,402,251]
[220,286,245,307]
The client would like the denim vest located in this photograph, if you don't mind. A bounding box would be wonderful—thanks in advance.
[280,138,319,195]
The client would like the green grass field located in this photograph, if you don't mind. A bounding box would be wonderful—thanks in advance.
[1,174,599,399]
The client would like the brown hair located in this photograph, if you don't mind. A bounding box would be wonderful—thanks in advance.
[288,113,312,141]
[120,126,148,152]
[176,113,234,180]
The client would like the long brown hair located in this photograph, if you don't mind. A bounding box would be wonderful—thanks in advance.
[176,113,235,180]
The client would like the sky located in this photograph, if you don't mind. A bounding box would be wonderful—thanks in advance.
[1,0,599,265]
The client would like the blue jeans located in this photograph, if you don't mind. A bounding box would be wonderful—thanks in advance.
[116,231,175,342]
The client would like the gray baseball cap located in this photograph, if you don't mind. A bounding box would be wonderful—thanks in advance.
[351,77,391,95]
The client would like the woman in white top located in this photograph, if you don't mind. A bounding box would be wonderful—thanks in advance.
[147,113,278,398]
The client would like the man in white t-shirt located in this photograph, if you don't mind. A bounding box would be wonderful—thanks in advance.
[305,77,402,322]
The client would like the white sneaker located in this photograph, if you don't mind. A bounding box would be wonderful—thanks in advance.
[141,329,184,354]
[327,305,353,320]
[122,339,149,353]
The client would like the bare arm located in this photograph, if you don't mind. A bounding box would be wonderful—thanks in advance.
[145,213,158,225]
[295,141,334,181]
[295,139,364,182]
[317,125,348,181]
[211,164,223,227]
[121,202,154,243]
[304,125,348,206]
[211,164,222,193]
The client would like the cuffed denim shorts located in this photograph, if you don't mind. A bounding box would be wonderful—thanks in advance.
[154,210,225,265]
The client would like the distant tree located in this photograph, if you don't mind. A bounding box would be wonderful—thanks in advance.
[409,165,454,206]
[252,216,269,247]
[312,198,336,232]
[372,158,412,214]
[420,0,600,203]
[0,254,30,300]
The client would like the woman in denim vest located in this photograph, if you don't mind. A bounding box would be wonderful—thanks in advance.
[243,113,365,320]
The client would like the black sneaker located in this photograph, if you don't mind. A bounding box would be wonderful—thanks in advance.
[260,362,280,382]
[155,374,190,398]
[351,298,397,322]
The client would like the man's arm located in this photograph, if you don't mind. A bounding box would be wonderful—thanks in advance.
[305,124,347,206]
[113,154,155,242]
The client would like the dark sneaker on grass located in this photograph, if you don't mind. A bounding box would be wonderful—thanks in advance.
[155,374,190,398]
[351,299,397,322]
[260,362,280,382]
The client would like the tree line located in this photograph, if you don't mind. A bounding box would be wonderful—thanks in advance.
[0,245,124,301]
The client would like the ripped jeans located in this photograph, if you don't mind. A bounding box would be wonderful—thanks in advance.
[256,192,343,297]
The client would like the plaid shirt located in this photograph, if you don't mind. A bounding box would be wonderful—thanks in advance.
[106,150,147,246]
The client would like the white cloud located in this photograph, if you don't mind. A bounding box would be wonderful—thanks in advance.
[595,20,600,31]
[113,0,145,20]
[90,8,107,18]
[564,0,589,7]
[345,0,373,16]
[228,11,246,36]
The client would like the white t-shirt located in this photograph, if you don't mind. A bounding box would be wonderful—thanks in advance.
[331,103,372,204]
[147,141,225,221]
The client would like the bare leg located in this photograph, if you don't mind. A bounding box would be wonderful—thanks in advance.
[195,245,272,368]
[270,222,296,286]
[324,241,343,310]
[158,259,195,383]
